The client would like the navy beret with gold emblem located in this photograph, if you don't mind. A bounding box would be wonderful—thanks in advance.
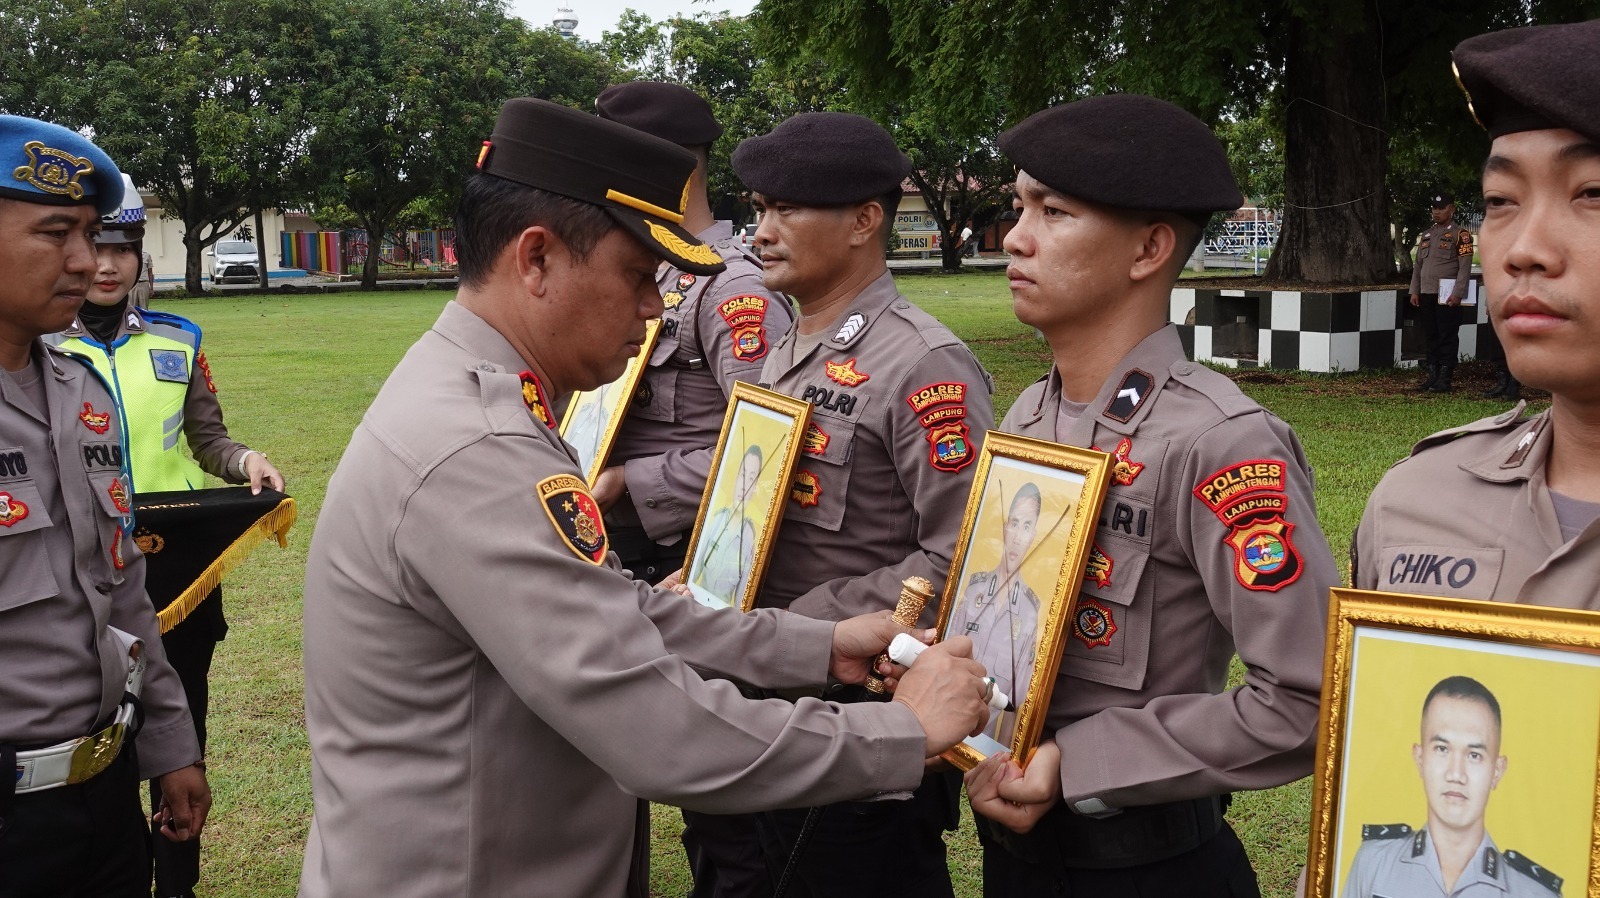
[732,112,911,206]
[475,97,725,275]
[1453,19,1600,147]
[999,94,1243,215]
[0,115,123,216]
[595,81,723,148]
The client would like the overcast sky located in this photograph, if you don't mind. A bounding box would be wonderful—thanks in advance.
[507,0,758,42]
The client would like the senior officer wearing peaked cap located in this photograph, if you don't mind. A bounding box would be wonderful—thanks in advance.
[595,82,795,898]
[591,82,793,587]
[297,98,993,898]
[1354,18,1600,609]
[727,112,996,898]
[0,116,208,896]
[959,95,1339,897]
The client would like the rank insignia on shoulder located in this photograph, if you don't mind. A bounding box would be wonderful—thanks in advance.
[0,491,30,527]
[677,272,696,291]
[833,312,866,344]
[519,370,553,427]
[1360,823,1412,841]
[824,357,869,387]
[536,474,608,564]
[719,295,770,362]
[927,421,974,473]
[791,469,821,508]
[1072,598,1116,648]
[195,350,218,393]
[79,401,111,434]
[1104,370,1154,423]
[1085,543,1113,588]
[1504,850,1563,894]
[662,291,684,309]
[149,348,189,383]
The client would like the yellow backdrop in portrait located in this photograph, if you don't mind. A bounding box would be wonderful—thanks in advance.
[1332,629,1600,893]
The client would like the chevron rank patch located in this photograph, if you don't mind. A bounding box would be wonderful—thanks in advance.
[833,312,866,344]
[537,474,608,564]
[1103,369,1154,423]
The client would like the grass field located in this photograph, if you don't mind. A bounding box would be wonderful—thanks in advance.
[170,271,1541,896]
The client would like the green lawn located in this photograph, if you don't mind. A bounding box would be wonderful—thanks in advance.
[168,273,1541,897]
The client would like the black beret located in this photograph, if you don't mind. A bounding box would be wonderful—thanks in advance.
[595,81,723,147]
[999,94,1243,214]
[732,112,911,205]
[476,98,725,275]
[1430,191,1454,208]
[1453,19,1600,147]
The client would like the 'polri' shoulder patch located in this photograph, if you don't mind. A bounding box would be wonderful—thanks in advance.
[537,474,608,564]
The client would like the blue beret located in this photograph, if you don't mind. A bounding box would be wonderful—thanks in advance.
[732,112,910,205]
[1000,95,1242,215]
[0,115,123,216]
[1453,19,1600,147]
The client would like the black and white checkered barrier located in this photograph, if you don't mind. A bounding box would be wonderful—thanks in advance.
[1170,284,1492,373]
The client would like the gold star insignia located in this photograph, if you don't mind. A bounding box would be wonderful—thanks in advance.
[562,500,574,512]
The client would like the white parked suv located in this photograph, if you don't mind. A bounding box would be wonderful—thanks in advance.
[210,240,260,284]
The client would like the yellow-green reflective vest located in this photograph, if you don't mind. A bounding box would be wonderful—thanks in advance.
[54,314,206,492]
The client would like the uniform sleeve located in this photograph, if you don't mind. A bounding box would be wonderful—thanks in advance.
[181,349,251,482]
[111,531,201,777]
[1454,230,1474,293]
[1409,236,1424,295]
[1054,411,1337,806]
[787,345,994,627]
[623,273,793,541]
[393,435,926,811]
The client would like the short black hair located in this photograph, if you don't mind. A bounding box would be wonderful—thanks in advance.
[1009,482,1042,518]
[1423,675,1502,731]
[453,173,617,287]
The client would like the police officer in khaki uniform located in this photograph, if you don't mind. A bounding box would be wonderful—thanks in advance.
[1355,19,1600,608]
[0,115,207,897]
[728,111,995,898]
[1342,677,1559,898]
[591,82,793,586]
[959,95,1340,897]
[1409,191,1477,393]
[298,98,992,898]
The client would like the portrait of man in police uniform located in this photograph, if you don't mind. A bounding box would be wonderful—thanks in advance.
[1341,676,1561,898]
[688,444,763,608]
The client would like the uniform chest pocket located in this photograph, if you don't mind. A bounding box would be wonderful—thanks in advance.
[0,479,61,611]
[86,471,131,585]
[632,365,678,423]
[1060,529,1151,691]
[785,412,858,533]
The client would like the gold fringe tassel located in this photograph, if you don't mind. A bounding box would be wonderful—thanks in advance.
[156,497,298,633]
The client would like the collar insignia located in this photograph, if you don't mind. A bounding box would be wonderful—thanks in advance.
[519,370,553,426]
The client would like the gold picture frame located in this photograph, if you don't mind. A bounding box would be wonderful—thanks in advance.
[680,382,812,612]
[934,432,1112,771]
[559,318,661,486]
[1307,588,1600,898]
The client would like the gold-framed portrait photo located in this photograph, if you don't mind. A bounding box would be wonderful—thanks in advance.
[681,383,811,612]
[559,318,661,486]
[934,432,1112,770]
[1308,588,1600,898]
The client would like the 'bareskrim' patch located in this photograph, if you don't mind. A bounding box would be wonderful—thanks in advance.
[537,474,608,564]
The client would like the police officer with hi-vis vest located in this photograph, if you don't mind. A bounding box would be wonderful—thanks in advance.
[45,170,282,898]
[0,115,208,897]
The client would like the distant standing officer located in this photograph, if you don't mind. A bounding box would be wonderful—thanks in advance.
[961,95,1339,897]
[1342,676,1558,898]
[1409,191,1476,393]
[1355,18,1600,607]
[297,98,990,898]
[731,111,996,898]
[592,81,793,585]
[0,115,208,897]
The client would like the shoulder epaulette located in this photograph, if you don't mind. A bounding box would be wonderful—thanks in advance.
[1408,405,1528,458]
[1171,361,1258,419]
[141,309,203,341]
[1360,822,1412,841]
[1504,850,1563,894]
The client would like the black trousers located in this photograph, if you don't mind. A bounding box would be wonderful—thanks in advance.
[610,526,688,586]
[981,819,1259,898]
[0,745,151,898]
[754,769,962,898]
[683,808,772,898]
[148,587,222,897]
[1415,293,1463,367]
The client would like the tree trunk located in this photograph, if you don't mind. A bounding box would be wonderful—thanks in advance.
[1264,7,1396,285]
[361,220,382,290]
[255,208,269,289]
[185,232,205,294]
[940,231,963,273]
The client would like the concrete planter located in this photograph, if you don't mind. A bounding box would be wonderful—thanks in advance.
[1169,283,1492,373]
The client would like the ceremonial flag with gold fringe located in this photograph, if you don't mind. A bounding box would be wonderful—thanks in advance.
[131,488,297,633]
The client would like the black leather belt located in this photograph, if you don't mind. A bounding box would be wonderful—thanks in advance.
[979,793,1228,869]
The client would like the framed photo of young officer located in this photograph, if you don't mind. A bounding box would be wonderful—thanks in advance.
[681,383,811,611]
[935,432,1112,770]
[1307,588,1600,898]
[560,318,661,485]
